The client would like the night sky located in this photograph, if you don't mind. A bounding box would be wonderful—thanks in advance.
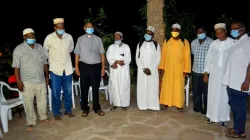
[2,0,249,52]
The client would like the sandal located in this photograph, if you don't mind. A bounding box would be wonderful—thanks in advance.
[110,106,117,111]
[206,119,214,124]
[41,118,53,124]
[177,108,184,112]
[122,107,127,111]
[161,105,168,110]
[82,111,89,117]
[224,128,234,133]
[225,132,246,138]
[65,112,75,118]
[96,110,105,116]
[26,125,35,131]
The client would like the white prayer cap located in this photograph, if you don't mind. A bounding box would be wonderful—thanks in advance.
[147,26,155,33]
[53,18,64,24]
[114,31,123,37]
[23,28,34,35]
[172,23,181,30]
[214,23,226,30]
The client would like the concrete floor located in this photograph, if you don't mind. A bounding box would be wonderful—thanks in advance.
[1,95,250,140]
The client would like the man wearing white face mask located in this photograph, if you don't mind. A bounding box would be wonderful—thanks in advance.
[106,32,131,111]
[190,26,213,114]
[44,18,75,120]
[136,26,161,110]
[74,22,106,117]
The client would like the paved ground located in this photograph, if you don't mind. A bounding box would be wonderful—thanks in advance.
[1,94,250,140]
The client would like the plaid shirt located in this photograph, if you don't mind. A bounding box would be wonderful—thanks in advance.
[191,37,213,73]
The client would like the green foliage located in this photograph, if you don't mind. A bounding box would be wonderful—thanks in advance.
[164,0,196,41]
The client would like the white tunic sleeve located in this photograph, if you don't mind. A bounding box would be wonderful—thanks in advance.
[135,44,144,69]
[124,45,131,66]
[204,42,214,73]
[106,45,115,65]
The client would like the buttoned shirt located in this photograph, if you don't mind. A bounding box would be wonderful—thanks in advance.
[43,32,74,76]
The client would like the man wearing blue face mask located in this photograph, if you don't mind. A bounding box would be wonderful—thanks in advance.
[74,22,106,117]
[12,28,52,131]
[191,26,213,114]
[136,26,161,111]
[44,18,75,120]
[106,31,131,111]
[222,21,250,138]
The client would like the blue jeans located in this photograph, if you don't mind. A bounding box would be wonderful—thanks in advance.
[227,87,248,134]
[50,71,72,116]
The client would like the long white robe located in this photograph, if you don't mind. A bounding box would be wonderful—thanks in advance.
[136,41,161,110]
[204,37,234,122]
[106,43,131,107]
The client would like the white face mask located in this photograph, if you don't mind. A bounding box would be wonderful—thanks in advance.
[115,40,121,45]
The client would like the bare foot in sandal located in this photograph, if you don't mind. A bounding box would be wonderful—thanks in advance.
[96,110,105,116]
[26,125,35,131]
[41,118,54,124]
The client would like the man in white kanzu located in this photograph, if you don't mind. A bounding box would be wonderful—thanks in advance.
[203,23,234,126]
[136,26,161,110]
[107,32,131,111]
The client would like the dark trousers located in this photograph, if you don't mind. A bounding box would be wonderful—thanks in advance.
[227,87,248,134]
[80,62,102,113]
[192,72,208,112]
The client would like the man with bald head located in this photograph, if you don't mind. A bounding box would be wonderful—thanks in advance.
[44,18,75,120]
[222,21,250,138]
[12,28,51,131]
[204,23,234,125]
[107,31,131,111]
[74,22,105,117]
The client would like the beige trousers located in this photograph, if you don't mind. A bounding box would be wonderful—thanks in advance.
[22,83,48,126]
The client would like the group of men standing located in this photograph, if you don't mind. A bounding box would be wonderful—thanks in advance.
[12,17,249,138]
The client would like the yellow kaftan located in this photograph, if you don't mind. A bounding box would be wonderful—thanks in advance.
[159,38,191,108]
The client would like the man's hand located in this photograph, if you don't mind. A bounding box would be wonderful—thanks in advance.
[45,76,49,85]
[111,64,118,69]
[241,81,250,91]
[143,68,151,75]
[183,72,187,78]
[101,68,105,77]
[17,81,24,92]
[203,73,209,84]
[159,69,164,76]
[75,66,80,76]
[117,60,125,66]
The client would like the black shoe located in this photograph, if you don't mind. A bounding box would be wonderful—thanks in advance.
[193,108,200,113]
[220,122,226,127]
[122,107,127,111]
[201,109,207,114]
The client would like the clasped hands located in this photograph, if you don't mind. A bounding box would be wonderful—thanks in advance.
[111,60,125,69]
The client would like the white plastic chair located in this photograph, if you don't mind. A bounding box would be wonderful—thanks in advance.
[48,80,75,112]
[73,77,80,96]
[184,76,190,106]
[88,70,109,102]
[0,81,25,133]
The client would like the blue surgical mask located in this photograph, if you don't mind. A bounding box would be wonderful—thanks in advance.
[197,33,206,40]
[56,29,65,35]
[26,39,36,45]
[144,34,152,41]
[86,28,94,34]
[230,30,239,38]
[115,40,121,45]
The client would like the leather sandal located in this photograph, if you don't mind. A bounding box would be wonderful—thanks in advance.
[225,132,246,138]
[96,110,105,116]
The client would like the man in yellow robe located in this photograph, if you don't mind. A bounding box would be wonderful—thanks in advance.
[159,23,191,112]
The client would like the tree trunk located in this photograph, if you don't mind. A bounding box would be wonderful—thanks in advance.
[147,0,165,46]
